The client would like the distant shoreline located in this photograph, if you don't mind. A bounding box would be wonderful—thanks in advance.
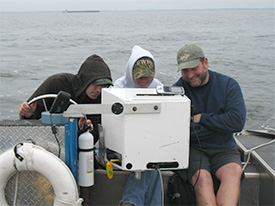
[0,8,274,13]
[63,10,100,13]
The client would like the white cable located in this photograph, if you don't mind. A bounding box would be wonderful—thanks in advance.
[157,169,164,206]
[242,138,275,171]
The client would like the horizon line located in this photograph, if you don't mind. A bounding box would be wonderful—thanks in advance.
[1,7,274,13]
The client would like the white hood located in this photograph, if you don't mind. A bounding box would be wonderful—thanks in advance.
[114,45,162,88]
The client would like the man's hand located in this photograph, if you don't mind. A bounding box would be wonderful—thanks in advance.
[18,102,37,118]
[192,113,201,123]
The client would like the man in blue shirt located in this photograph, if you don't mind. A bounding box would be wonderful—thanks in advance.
[173,44,246,206]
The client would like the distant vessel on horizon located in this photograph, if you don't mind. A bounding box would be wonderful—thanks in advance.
[63,10,100,13]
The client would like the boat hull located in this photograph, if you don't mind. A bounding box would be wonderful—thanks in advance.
[0,120,274,205]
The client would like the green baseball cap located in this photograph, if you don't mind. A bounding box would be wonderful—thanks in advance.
[177,44,205,71]
[93,78,113,86]
[133,57,155,79]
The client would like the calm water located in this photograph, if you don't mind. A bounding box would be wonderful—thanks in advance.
[0,9,274,129]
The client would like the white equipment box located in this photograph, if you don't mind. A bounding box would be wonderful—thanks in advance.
[102,88,191,171]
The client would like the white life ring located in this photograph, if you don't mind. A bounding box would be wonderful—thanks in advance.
[0,143,83,206]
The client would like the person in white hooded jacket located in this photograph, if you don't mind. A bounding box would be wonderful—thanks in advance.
[114,45,163,206]
[114,45,162,89]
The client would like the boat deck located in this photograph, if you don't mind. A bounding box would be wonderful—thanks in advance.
[1,120,274,205]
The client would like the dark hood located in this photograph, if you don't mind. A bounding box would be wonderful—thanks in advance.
[73,54,112,98]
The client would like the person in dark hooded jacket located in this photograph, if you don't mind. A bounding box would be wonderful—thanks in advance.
[18,54,113,141]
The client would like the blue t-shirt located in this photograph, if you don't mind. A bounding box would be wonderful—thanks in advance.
[173,70,246,148]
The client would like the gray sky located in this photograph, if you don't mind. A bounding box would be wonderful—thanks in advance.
[0,0,274,12]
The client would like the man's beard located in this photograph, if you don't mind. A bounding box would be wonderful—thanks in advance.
[187,65,208,88]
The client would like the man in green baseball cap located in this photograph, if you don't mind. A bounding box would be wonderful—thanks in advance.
[177,44,209,88]
[177,44,205,71]
[173,44,246,206]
